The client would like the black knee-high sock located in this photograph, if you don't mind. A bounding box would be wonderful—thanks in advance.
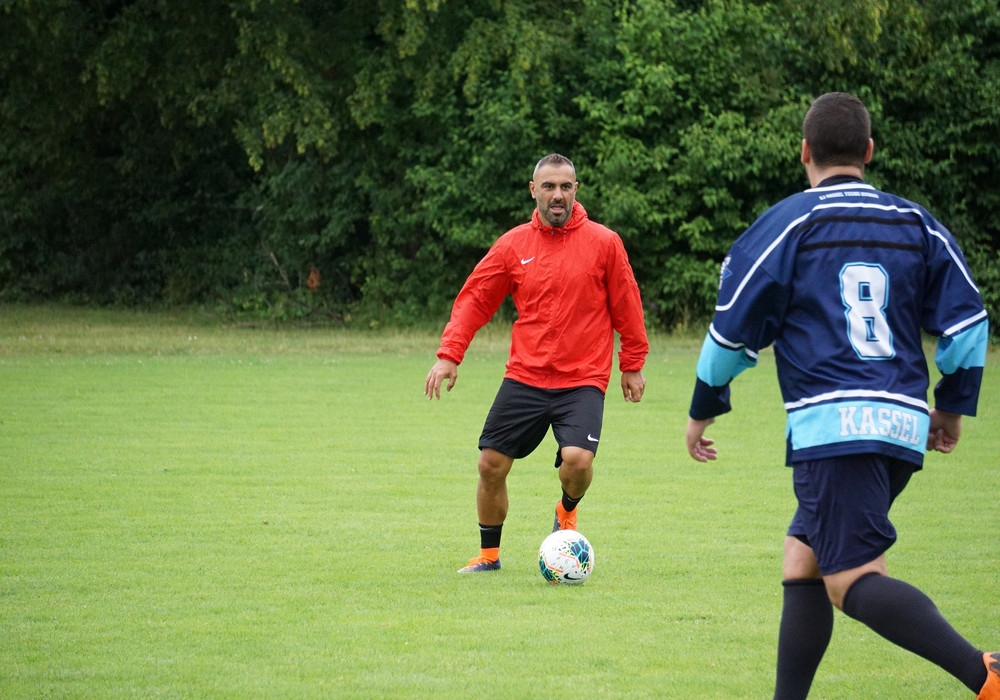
[561,490,582,513]
[478,524,502,550]
[774,579,834,700]
[842,573,986,693]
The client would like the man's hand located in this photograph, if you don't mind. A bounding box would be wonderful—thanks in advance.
[621,370,646,403]
[424,359,458,400]
[926,408,962,453]
[685,417,718,462]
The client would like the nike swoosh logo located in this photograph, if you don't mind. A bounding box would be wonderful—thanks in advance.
[521,257,535,265]
[587,434,599,443]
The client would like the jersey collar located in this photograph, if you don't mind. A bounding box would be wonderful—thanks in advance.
[817,174,865,188]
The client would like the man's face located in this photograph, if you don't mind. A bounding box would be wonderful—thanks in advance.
[529,164,578,228]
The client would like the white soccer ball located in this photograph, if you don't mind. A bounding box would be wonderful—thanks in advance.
[538,529,594,585]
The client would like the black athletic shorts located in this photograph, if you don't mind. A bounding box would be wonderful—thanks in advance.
[787,454,916,575]
[478,378,605,468]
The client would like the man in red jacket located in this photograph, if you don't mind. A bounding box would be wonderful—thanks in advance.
[424,153,649,573]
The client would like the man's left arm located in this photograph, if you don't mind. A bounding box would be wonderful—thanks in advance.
[933,319,988,416]
[923,220,989,418]
[606,236,649,373]
[621,370,646,403]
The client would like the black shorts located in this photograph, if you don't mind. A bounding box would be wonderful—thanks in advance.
[787,454,916,575]
[478,379,605,467]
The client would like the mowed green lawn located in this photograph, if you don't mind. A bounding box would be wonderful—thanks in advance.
[1,306,997,698]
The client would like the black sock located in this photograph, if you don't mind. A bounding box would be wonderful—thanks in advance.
[774,579,834,700]
[478,524,502,550]
[842,573,986,693]
[561,491,582,513]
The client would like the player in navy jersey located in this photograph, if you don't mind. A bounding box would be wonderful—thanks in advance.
[685,93,997,699]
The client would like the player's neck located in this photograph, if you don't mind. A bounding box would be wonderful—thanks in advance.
[806,164,865,188]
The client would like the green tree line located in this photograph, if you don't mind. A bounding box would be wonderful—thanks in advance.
[1,0,997,332]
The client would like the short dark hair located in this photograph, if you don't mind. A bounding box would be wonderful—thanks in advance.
[533,153,575,179]
[802,93,871,167]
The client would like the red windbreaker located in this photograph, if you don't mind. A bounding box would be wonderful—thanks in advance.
[437,202,648,392]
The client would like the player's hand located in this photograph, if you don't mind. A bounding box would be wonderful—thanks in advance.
[685,417,717,462]
[621,370,646,403]
[926,408,961,453]
[424,359,458,400]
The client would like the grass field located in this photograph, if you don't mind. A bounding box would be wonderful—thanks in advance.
[1,306,997,698]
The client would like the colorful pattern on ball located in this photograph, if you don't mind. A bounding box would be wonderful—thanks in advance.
[538,530,594,585]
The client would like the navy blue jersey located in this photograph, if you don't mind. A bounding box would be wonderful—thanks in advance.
[690,177,988,467]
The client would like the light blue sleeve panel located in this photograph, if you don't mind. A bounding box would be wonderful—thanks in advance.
[695,328,759,387]
[934,316,988,416]
[936,316,988,374]
[689,330,760,420]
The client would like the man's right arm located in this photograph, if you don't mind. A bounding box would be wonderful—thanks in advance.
[436,242,512,365]
[424,358,458,400]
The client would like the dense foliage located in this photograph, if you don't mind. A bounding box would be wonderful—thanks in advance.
[1,0,997,332]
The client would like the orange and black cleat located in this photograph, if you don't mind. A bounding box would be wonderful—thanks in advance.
[978,652,1000,700]
[457,556,501,573]
[552,501,578,533]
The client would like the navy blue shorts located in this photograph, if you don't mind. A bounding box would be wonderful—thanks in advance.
[479,379,605,467]
[787,454,916,575]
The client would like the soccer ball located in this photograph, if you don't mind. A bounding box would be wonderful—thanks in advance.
[538,529,594,585]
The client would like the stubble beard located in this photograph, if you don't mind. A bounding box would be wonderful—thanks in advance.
[541,200,571,228]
